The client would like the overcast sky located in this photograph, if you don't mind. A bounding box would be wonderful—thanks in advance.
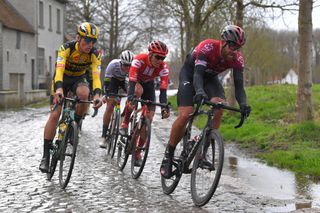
[267,4,320,30]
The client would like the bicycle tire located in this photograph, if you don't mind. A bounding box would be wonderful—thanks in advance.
[110,110,120,158]
[160,138,185,195]
[190,129,224,207]
[59,121,79,189]
[131,118,151,179]
[46,143,58,180]
[106,112,115,155]
[117,113,135,170]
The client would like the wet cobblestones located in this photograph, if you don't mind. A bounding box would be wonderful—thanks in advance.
[0,105,318,212]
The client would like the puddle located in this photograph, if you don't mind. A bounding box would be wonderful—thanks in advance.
[223,144,320,210]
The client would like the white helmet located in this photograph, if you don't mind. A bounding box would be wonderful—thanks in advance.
[120,50,134,65]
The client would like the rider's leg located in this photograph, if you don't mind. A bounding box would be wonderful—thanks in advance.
[120,83,143,132]
[210,97,224,129]
[75,85,90,124]
[102,98,115,135]
[39,101,62,173]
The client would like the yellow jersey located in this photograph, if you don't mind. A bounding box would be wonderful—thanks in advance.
[54,41,102,94]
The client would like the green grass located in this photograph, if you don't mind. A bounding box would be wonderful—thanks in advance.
[168,84,320,179]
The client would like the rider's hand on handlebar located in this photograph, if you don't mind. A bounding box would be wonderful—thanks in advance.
[93,95,103,109]
[193,90,208,104]
[127,94,135,102]
[102,95,108,104]
[240,104,251,118]
[161,107,170,119]
[53,88,64,105]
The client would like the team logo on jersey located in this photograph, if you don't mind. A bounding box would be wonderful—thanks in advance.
[132,59,142,68]
[202,43,214,53]
[57,56,63,62]
[159,69,169,76]
[97,65,101,71]
[183,81,190,86]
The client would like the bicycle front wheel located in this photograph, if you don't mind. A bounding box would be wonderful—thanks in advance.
[106,112,115,155]
[59,121,79,189]
[131,118,151,179]
[191,129,224,207]
[110,110,120,158]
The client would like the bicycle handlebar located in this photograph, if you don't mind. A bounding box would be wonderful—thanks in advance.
[51,96,99,118]
[104,92,127,98]
[133,98,170,109]
[194,99,246,128]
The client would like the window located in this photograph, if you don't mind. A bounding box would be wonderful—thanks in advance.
[49,5,52,31]
[56,8,61,33]
[16,31,21,49]
[38,48,45,75]
[6,51,9,62]
[25,53,27,63]
[39,1,44,28]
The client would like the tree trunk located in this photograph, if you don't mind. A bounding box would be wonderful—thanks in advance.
[228,0,244,107]
[296,0,313,122]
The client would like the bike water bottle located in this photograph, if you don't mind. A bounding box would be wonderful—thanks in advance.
[58,122,67,140]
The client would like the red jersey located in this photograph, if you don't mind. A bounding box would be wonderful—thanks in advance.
[129,53,169,89]
[193,39,244,74]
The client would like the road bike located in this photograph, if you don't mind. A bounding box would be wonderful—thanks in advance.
[161,99,246,207]
[103,93,126,158]
[46,96,98,189]
[117,98,169,179]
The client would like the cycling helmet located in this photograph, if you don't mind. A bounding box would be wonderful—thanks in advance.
[120,50,134,65]
[77,22,99,39]
[221,25,246,46]
[148,40,168,57]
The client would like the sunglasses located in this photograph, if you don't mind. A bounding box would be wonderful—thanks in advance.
[121,63,131,67]
[154,55,166,61]
[83,37,97,44]
[227,42,241,51]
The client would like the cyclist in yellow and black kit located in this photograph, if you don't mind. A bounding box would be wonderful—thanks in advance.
[39,22,103,173]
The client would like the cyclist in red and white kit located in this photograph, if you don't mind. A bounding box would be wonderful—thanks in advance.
[160,25,251,178]
[119,40,171,165]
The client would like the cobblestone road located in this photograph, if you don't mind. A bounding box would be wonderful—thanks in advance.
[0,103,319,212]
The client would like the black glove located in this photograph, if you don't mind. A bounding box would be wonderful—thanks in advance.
[193,90,208,104]
[240,104,251,118]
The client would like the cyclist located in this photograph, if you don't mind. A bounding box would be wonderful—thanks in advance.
[39,22,103,173]
[100,50,135,148]
[160,25,251,178]
[119,40,171,166]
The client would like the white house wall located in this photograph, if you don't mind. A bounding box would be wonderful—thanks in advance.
[2,28,36,91]
[37,0,64,86]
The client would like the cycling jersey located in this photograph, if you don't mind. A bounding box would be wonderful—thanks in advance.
[104,59,128,80]
[129,53,169,89]
[192,39,244,74]
[54,40,102,95]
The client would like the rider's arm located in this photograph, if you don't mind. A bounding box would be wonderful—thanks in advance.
[54,44,70,91]
[193,54,207,93]
[158,65,169,104]
[233,68,247,106]
[127,65,138,97]
[91,50,102,96]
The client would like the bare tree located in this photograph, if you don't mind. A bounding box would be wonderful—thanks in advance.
[296,0,313,122]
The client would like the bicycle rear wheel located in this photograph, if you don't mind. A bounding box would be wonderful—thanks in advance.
[59,121,79,189]
[110,110,120,158]
[46,141,59,180]
[131,118,151,179]
[191,129,224,207]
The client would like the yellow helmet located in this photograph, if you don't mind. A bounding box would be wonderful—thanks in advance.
[77,22,99,39]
